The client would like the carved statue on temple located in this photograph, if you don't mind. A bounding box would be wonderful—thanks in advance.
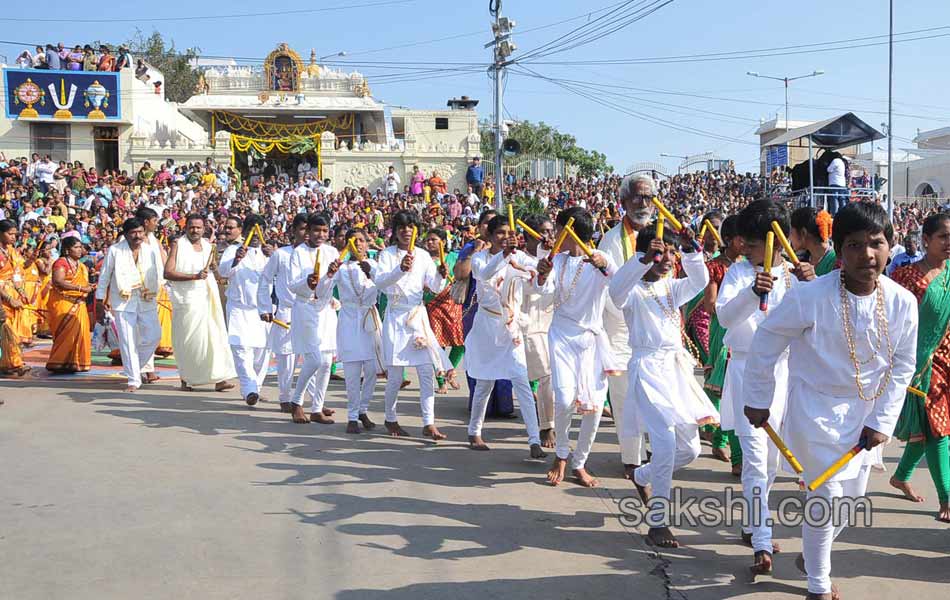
[263,43,304,92]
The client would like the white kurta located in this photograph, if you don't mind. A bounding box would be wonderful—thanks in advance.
[598,220,636,368]
[465,248,533,381]
[744,272,918,483]
[332,260,381,365]
[256,245,296,355]
[167,238,236,385]
[518,252,553,380]
[288,243,339,356]
[716,259,798,435]
[219,244,270,348]
[536,251,620,411]
[608,251,717,438]
[374,246,447,368]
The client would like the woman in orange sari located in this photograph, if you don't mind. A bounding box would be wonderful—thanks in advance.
[45,237,93,373]
[0,219,30,377]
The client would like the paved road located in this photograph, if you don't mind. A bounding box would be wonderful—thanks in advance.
[2,361,948,599]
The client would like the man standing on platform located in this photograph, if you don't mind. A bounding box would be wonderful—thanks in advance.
[598,174,653,478]
[466,157,484,199]
[163,214,236,392]
[95,218,163,392]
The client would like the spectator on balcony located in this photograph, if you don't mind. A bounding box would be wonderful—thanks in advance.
[66,46,83,71]
[429,170,447,199]
[384,165,400,196]
[135,59,149,82]
[44,45,62,70]
[97,46,116,72]
[32,45,46,68]
[57,43,69,63]
[116,45,133,71]
[82,46,97,71]
[16,50,32,69]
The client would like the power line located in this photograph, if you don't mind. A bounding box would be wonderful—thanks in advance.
[0,0,414,23]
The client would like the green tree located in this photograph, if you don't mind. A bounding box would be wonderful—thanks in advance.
[480,119,613,177]
[127,30,201,103]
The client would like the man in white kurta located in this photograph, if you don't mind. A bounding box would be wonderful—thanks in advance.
[598,174,656,474]
[374,222,448,439]
[257,215,314,413]
[609,232,716,545]
[164,216,236,390]
[330,235,382,433]
[219,230,272,405]
[287,225,339,424]
[535,211,619,487]
[743,270,916,598]
[95,220,162,391]
[465,229,544,457]
[717,248,799,558]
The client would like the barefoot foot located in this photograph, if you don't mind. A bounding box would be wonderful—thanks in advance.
[547,457,568,486]
[750,550,773,577]
[215,381,235,392]
[629,465,651,504]
[358,413,376,430]
[573,467,599,488]
[468,435,490,451]
[180,381,195,392]
[423,425,447,441]
[712,447,730,462]
[539,428,556,448]
[938,502,950,523]
[291,405,310,424]
[310,412,334,424]
[889,476,925,502]
[322,407,335,416]
[279,402,292,413]
[731,462,743,477]
[346,421,361,434]
[530,443,548,459]
[646,526,680,548]
[385,420,410,437]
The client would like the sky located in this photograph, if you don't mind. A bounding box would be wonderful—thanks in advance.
[2,0,948,174]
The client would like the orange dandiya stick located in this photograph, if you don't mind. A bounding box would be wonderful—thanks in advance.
[763,423,804,474]
[551,217,575,255]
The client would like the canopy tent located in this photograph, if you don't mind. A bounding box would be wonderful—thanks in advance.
[764,112,884,150]
[765,113,884,208]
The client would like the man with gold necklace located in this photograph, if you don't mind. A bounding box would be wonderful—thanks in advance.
[744,202,918,600]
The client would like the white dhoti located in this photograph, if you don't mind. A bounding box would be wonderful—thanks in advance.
[169,278,236,386]
[227,301,271,398]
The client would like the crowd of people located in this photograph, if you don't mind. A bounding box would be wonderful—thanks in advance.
[13,42,134,73]
[2,150,948,600]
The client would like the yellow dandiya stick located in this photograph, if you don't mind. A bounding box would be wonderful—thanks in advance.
[908,386,927,398]
[763,423,804,474]
[438,239,446,265]
[807,439,868,491]
[651,197,685,231]
[566,225,608,276]
[254,223,266,245]
[771,221,800,265]
[551,217,575,255]
[313,247,322,275]
[698,220,708,241]
[272,319,290,330]
[704,219,724,245]
[340,237,359,262]
[242,229,255,248]
[409,225,418,255]
[507,203,515,231]
[516,218,542,240]
[760,231,775,311]
[653,213,665,264]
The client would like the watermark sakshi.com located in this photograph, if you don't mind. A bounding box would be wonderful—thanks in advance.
[617,487,873,529]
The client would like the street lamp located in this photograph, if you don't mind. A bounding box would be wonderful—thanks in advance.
[660,153,688,174]
[747,70,825,132]
[319,51,347,61]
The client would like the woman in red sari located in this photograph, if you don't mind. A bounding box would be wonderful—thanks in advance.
[46,237,93,373]
[423,229,462,394]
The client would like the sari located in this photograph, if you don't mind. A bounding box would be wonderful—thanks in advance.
[155,286,174,357]
[21,260,42,340]
[893,262,950,442]
[0,246,27,372]
[45,258,91,373]
[424,251,464,347]
[815,248,838,277]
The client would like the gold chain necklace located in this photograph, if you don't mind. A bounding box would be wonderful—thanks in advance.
[839,271,893,402]
[553,255,585,312]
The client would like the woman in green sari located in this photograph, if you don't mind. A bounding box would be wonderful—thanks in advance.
[790,206,837,276]
[890,212,950,522]
[700,215,744,474]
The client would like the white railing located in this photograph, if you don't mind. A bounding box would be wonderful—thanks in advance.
[204,70,364,94]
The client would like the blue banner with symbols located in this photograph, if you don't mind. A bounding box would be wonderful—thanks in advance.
[4,68,121,120]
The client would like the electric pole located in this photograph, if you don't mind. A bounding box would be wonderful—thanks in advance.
[489,1,516,212]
